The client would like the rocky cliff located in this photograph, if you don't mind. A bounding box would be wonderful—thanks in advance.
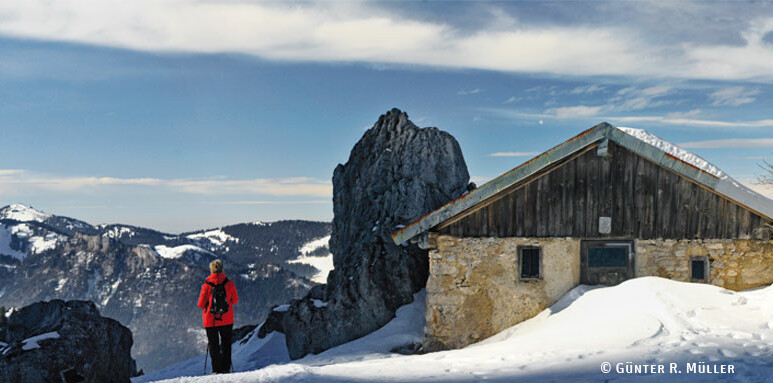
[280,108,471,358]
[0,299,137,383]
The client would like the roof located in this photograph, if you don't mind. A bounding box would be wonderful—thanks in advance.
[391,122,773,245]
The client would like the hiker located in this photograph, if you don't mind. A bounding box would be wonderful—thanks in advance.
[197,259,239,374]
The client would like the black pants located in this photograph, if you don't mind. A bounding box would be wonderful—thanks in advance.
[206,324,233,373]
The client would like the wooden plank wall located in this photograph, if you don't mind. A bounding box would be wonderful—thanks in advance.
[438,141,767,239]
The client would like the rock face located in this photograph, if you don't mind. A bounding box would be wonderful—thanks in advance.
[0,299,137,383]
[281,108,471,359]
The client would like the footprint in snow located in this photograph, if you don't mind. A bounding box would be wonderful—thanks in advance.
[732,297,748,306]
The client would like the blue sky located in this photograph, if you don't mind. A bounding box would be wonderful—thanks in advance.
[2,0,773,233]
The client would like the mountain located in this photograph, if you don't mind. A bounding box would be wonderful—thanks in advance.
[0,204,333,372]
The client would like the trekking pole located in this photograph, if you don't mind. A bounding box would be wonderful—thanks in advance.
[203,344,209,375]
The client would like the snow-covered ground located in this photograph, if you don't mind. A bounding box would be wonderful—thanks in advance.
[0,203,51,222]
[136,277,773,383]
[154,245,213,260]
[287,235,333,283]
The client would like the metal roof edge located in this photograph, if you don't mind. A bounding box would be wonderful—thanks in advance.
[602,127,721,189]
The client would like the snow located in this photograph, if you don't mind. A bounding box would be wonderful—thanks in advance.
[311,299,329,308]
[154,245,213,260]
[30,232,61,253]
[0,204,51,222]
[138,278,773,383]
[103,226,136,239]
[298,235,330,255]
[620,126,773,221]
[273,304,290,312]
[618,128,723,177]
[288,235,334,284]
[134,290,426,382]
[187,229,238,247]
[0,225,26,261]
[21,331,60,351]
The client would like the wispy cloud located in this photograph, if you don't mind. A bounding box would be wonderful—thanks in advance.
[0,169,25,176]
[709,86,760,106]
[2,1,773,81]
[0,171,332,197]
[679,138,773,149]
[222,200,330,205]
[458,88,483,95]
[489,151,541,157]
[606,115,773,129]
[569,84,606,95]
[546,105,604,119]
[482,107,773,130]
[503,96,522,104]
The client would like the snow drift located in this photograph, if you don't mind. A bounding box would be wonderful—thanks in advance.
[137,277,773,382]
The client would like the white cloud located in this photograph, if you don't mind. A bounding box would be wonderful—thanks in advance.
[605,115,773,129]
[679,138,773,149]
[489,151,541,157]
[0,170,332,197]
[222,200,330,205]
[504,96,522,104]
[2,1,773,80]
[709,86,760,106]
[0,169,25,176]
[483,107,773,130]
[569,84,606,94]
[546,105,604,118]
[458,88,483,95]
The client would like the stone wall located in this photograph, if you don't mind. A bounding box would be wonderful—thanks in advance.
[635,239,773,291]
[424,235,580,351]
[425,235,773,351]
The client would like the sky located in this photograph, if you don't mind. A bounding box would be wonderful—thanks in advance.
[1,0,773,233]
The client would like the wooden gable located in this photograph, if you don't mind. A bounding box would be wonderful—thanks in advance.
[437,140,770,240]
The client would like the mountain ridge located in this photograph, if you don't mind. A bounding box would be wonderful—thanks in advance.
[0,203,333,371]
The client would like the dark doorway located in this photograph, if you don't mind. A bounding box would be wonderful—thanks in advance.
[581,240,634,286]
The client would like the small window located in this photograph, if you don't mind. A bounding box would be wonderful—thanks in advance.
[691,256,709,283]
[519,246,541,280]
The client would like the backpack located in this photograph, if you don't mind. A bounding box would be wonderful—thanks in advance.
[206,278,229,320]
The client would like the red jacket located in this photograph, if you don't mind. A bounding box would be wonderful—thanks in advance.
[197,273,239,328]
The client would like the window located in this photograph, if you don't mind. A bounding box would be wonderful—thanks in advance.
[691,256,709,283]
[519,246,541,279]
[587,247,628,268]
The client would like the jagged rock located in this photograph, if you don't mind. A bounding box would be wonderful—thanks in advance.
[281,108,471,359]
[0,299,137,383]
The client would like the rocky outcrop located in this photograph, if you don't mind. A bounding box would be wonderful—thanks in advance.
[279,108,471,359]
[0,299,138,383]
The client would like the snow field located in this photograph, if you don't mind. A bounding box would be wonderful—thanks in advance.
[140,277,773,382]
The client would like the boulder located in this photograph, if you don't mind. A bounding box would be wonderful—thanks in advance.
[0,299,138,383]
[280,108,471,358]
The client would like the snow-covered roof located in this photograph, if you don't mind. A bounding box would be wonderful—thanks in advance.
[392,122,773,245]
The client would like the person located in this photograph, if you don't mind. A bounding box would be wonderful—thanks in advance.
[197,259,239,373]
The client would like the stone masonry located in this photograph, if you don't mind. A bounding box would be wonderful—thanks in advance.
[425,235,773,351]
[636,239,773,291]
[424,235,580,351]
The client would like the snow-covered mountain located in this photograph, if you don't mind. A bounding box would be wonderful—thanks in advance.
[0,204,333,372]
[137,277,773,383]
